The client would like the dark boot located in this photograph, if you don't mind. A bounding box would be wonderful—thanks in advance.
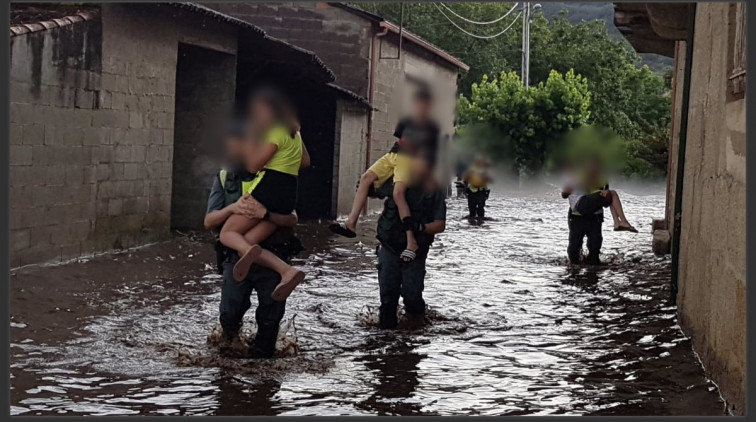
[248,324,279,359]
[379,305,398,329]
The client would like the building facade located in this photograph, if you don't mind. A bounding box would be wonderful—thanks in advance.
[9,3,362,267]
[205,2,469,214]
[616,2,746,414]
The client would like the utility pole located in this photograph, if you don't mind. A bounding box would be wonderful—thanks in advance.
[521,2,531,89]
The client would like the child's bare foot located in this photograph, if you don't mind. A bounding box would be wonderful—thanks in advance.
[233,245,262,282]
[271,269,305,301]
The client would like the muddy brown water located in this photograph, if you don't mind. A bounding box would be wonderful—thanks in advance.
[10,187,727,416]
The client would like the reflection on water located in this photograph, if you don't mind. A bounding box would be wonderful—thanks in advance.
[10,186,727,416]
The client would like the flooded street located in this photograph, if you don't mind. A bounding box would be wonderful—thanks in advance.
[10,186,727,416]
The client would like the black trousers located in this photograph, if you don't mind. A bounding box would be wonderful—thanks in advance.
[567,213,603,265]
[467,189,488,219]
[219,260,286,358]
[377,245,428,329]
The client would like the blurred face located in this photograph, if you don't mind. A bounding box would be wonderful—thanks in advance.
[225,135,246,164]
[413,98,431,121]
[249,99,274,130]
[586,157,602,178]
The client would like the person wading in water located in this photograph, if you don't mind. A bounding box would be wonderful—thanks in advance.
[561,156,637,265]
[205,119,303,358]
[462,156,492,225]
[371,157,447,329]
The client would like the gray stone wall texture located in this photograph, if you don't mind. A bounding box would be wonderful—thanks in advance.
[10,4,239,267]
[668,3,746,415]
[206,2,373,98]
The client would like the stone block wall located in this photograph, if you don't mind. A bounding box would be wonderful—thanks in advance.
[9,4,239,267]
[207,2,373,97]
[10,18,104,267]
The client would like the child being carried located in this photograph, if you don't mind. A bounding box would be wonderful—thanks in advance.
[219,87,311,301]
[329,85,440,263]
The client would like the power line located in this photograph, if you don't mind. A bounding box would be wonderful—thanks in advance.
[433,3,522,40]
[438,2,519,26]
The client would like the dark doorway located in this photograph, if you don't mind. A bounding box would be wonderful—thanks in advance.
[170,43,236,230]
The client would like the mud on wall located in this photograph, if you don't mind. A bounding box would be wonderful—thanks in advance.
[673,3,746,415]
[10,17,103,267]
[9,4,239,267]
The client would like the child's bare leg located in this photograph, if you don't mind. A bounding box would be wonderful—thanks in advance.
[256,249,305,301]
[393,181,418,256]
[608,190,633,227]
[345,170,379,231]
[243,220,278,246]
[243,221,305,301]
[220,214,262,281]
[220,214,259,255]
[608,200,622,228]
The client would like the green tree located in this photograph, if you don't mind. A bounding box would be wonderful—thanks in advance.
[458,70,591,175]
[357,2,522,95]
[358,3,672,177]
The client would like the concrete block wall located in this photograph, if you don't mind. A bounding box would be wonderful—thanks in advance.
[674,3,746,414]
[10,19,104,267]
[9,4,239,267]
[207,2,373,97]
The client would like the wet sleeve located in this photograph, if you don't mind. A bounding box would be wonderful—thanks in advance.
[206,176,225,215]
[432,191,447,221]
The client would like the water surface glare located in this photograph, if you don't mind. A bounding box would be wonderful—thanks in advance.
[10,187,726,415]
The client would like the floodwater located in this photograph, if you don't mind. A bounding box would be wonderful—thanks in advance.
[10,185,727,416]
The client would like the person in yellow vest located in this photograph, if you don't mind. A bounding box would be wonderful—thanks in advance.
[204,119,302,358]
[218,87,311,301]
[462,156,492,224]
[561,157,637,265]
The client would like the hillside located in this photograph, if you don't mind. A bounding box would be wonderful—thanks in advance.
[539,2,674,72]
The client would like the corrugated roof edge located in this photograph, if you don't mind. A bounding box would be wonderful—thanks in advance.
[329,2,469,72]
[10,10,98,37]
[327,82,374,110]
[170,3,335,82]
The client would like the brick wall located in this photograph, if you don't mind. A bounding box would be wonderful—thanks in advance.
[9,4,239,267]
